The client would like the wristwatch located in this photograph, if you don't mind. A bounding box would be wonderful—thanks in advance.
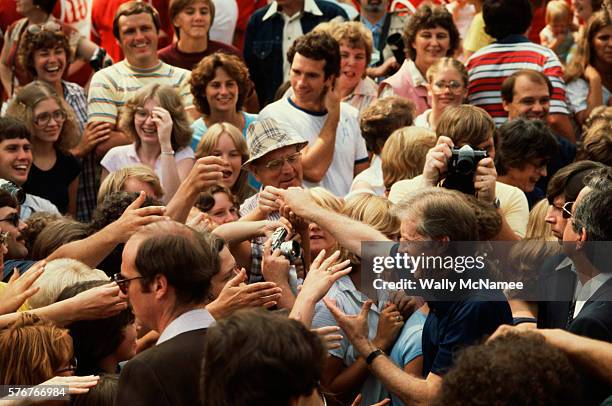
[365,348,385,365]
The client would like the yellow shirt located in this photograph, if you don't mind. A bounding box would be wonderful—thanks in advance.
[464,12,494,53]
[388,175,529,237]
[0,282,31,312]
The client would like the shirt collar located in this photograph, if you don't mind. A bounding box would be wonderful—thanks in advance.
[498,34,530,44]
[157,308,215,345]
[263,0,322,21]
[405,59,427,88]
[360,14,385,32]
[344,77,378,100]
[576,273,612,302]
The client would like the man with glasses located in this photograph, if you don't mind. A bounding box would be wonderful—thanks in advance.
[0,117,59,219]
[259,30,369,197]
[562,168,612,405]
[537,160,608,329]
[115,220,220,406]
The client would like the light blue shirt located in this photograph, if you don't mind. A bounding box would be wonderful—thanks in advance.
[189,112,258,151]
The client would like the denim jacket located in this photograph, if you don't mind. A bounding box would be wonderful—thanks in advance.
[244,1,347,107]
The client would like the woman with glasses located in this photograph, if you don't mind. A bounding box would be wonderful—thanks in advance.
[0,0,110,99]
[194,122,253,204]
[101,84,195,203]
[414,57,468,131]
[0,313,77,386]
[378,3,460,116]
[5,81,80,216]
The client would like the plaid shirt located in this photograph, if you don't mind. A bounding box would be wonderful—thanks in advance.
[63,81,98,222]
[240,192,281,283]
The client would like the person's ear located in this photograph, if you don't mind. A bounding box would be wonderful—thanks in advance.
[153,274,169,300]
[251,165,262,183]
[502,99,510,113]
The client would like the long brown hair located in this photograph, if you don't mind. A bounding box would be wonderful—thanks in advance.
[0,314,73,385]
[565,10,611,83]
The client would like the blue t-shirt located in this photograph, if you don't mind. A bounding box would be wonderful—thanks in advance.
[190,112,258,151]
[389,309,427,406]
[422,290,512,376]
[3,260,37,282]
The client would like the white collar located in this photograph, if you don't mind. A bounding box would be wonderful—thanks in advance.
[263,0,323,21]
[576,273,612,303]
[156,308,215,345]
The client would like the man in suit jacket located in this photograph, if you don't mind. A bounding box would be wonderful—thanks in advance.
[564,172,612,405]
[115,220,225,406]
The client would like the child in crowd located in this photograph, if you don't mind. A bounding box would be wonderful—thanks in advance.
[540,0,576,64]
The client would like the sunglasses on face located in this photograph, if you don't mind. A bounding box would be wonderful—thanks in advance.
[0,213,20,227]
[112,273,145,294]
[561,201,575,219]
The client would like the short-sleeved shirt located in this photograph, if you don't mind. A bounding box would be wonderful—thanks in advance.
[388,175,529,238]
[259,97,369,196]
[348,155,384,197]
[462,12,493,53]
[190,112,258,151]
[312,275,387,405]
[423,291,512,376]
[101,144,195,181]
[565,78,611,114]
[22,151,81,214]
[87,60,192,125]
[467,35,569,126]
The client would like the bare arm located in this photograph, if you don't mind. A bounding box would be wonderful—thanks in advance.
[574,66,604,126]
[278,188,389,257]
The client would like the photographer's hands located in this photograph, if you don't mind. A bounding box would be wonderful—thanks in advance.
[474,157,497,203]
[422,136,453,186]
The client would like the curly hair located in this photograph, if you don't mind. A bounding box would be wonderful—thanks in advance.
[577,118,612,165]
[190,53,252,115]
[57,280,135,376]
[22,211,62,255]
[287,30,341,79]
[359,96,414,155]
[433,332,582,406]
[402,3,460,61]
[5,81,80,153]
[195,184,237,212]
[119,83,192,151]
[564,10,611,83]
[90,191,162,232]
[17,29,72,82]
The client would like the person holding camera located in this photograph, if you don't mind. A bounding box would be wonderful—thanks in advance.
[389,105,528,239]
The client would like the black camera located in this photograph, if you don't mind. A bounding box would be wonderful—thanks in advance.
[442,145,488,195]
[270,227,301,262]
[386,33,406,66]
[0,179,25,204]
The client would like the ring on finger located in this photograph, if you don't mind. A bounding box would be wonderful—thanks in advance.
[396,315,402,322]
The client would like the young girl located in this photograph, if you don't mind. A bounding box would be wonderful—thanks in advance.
[540,0,576,64]
[6,81,80,216]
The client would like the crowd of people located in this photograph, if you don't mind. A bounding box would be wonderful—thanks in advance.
[0,0,611,404]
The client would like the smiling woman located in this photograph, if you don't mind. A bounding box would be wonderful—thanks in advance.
[5,82,81,216]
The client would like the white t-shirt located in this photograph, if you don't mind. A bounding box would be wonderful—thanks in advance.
[348,155,384,197]
[414,109,432,129]
[209,0,238,45]
[259,97,369,197]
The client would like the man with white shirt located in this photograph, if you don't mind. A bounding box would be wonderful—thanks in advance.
[115,221,221,406]
[209,0,238,45]
[259,30,369,196]
[563,168,612,405]
[244,0,348,106]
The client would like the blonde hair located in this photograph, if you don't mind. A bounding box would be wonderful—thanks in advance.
[506,238,563,298]
[545,0,572,24]
[0,314,73,385]
[5,81,79,152]
[195,122,250,202]
[119,84,192,151]
[426,57,468,87]
[526,199,556,241]
[343,194,399,239]
[331,21,374,67]
[308,187,344,257]
[97,164,164,204]
[28,259,107,309]
[381,127,436,190]
[436,105,494,147]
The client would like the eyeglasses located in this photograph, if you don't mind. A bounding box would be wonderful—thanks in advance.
[561,201,574,219]
[264,152,302,171]
[56,356,77,374]
[134,108,154,121]
[33,109,66,128]
[112,273,145,294]
[432,80,464,93]
[27,21,62,35]
[0,213,20,227]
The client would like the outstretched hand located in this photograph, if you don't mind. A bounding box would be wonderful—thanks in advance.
[324,298,373,356]
[0,262,45,315]
[112,191,167,242]
[298,250,351,303]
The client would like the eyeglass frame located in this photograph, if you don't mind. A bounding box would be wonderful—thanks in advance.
[112,273,145,294]
[55,355,78,374]
[33,109,67,128]
[263,151,302,171]
[431,80,465,93]
[0,213,20,227]
[561,201,575,219]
